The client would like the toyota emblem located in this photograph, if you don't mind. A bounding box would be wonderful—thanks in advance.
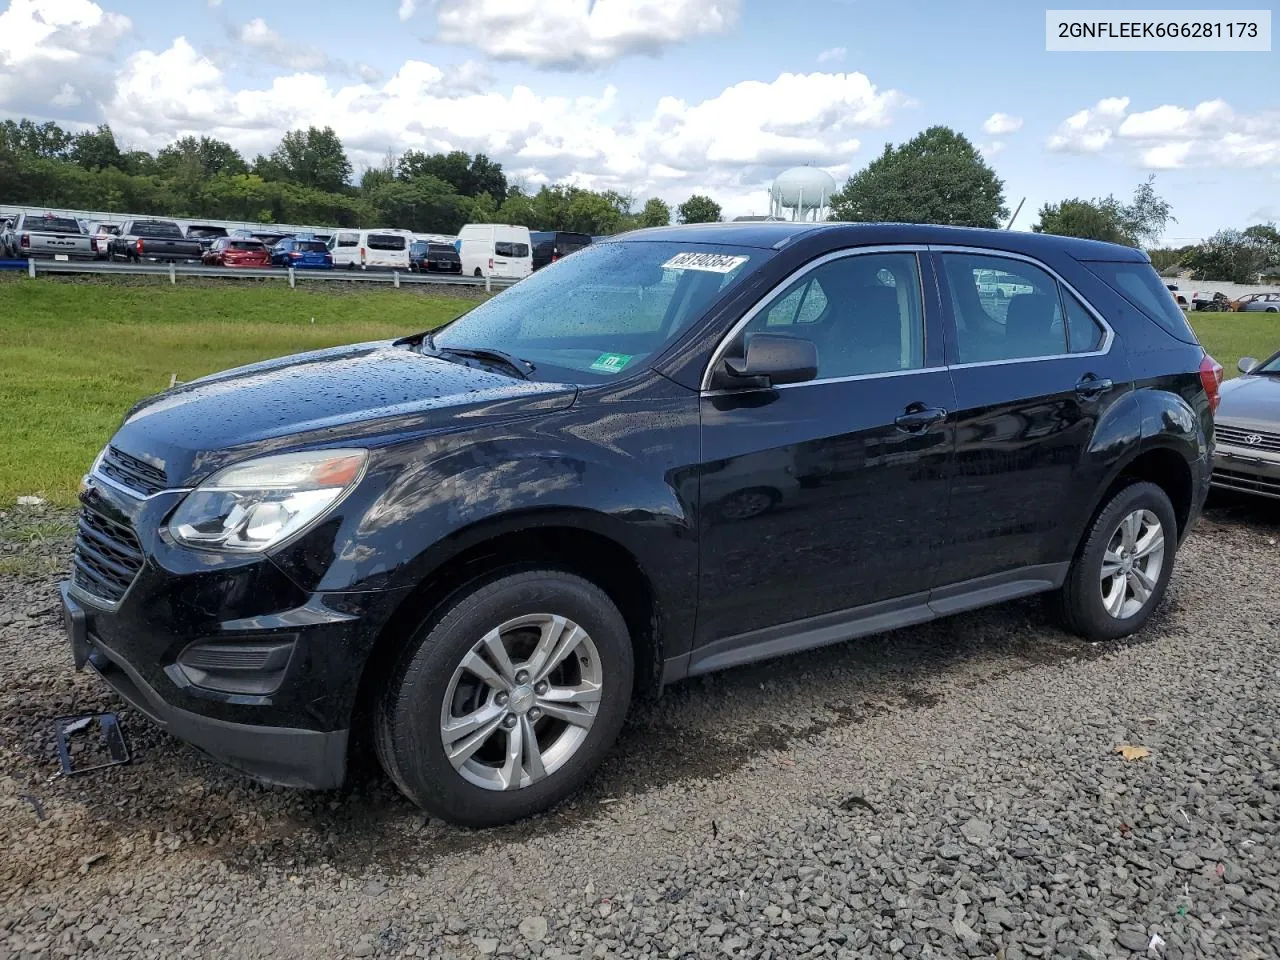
[1244,434,1263,445]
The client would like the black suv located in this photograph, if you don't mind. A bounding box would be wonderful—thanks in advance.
[61,223,1219,826]
[531,230,592,270]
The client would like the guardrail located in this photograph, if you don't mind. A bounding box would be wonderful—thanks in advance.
[0,257,518,291]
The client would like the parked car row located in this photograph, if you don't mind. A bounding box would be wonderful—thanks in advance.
[4,213,601,280]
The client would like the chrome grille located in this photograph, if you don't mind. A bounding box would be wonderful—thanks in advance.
[98,445,167,496]
[72,506,144,603]
[1215,425,1280,453]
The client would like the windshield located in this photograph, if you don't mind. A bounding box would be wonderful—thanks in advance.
[1255,352,1280,374]
[432,240,766,384]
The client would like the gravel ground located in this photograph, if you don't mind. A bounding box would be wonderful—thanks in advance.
[1,497,1277,960]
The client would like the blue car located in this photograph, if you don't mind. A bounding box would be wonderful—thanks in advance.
[271,237,333,269]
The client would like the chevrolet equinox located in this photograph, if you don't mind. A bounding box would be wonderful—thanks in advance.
[61,223,1219,826]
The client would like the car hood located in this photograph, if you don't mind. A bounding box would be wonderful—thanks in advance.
[111,340,577,486]
[1217,374,1280,427]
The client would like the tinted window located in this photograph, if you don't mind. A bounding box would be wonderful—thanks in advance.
[132,221,183,238]
[297,241,327,253]
[25,216,82,233]
[943,254,1067,363]
[495,241,530,258]
[367,234,406,251]
[229,241,264,251]
[428,243,458,256]
[434,241,763,384]
[1083,260,1199,344]
[741,252,924,378]
[410,241,427,256]
[1063,291,1105,353]
[187,226,227,238]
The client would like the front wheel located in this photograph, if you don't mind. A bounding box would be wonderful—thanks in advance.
[375,570,634,827]
[1056,481,1178,642]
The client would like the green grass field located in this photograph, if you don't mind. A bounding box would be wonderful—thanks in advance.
[0,278,475,505]
[0,278,1276,507]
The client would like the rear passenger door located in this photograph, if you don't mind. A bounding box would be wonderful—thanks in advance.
[931,249,1132,589]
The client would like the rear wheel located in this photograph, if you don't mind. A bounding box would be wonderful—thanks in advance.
[374,570,633,827]
[474,267,483,277]
[1056,481,1178,642]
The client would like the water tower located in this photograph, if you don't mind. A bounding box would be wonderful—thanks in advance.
[769,166,837,221]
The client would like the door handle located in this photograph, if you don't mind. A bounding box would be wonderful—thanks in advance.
[1075,374,1113,399]
[894,404,947,433]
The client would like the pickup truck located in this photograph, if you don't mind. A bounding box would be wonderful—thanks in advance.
[107,219,203,263]
[0,213,95,260]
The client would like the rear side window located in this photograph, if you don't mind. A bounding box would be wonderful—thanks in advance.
[368,234,406,251]
[495,241,530,258]
[1063,292,1105,353]
[1083,260,1198,344]
[942,254,1066,363]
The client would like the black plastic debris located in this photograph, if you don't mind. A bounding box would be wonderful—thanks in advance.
[53,712,130,776]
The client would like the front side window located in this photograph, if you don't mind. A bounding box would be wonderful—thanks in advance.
[433,241,765,384]
[738,252,925,379]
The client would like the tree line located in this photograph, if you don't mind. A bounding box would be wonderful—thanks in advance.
[0,118,728,235]
[2,117,1275,281]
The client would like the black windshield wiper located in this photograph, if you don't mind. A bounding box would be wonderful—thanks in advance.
[429,342,535,380]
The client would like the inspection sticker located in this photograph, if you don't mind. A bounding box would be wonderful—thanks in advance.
[661,252,749,273]
[590,352,633,374]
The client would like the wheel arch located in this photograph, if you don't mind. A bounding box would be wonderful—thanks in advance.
[1075,444,1196,561]
[349,514,665,754]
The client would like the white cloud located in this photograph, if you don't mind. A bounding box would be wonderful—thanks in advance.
[398,0,417,20]
[0,0,130,117]
[103,40,907,214]
[236,17,332,72]
[816,46,846,63]
[433,0,741,70]
[982,112,1022,136]
[979,141,1006,158]
[1049,96,1280,168]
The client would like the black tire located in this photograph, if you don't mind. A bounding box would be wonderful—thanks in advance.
[374,570,634,827]
[1056,481,1178,642]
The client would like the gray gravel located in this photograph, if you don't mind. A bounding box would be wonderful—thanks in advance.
[2,497,1278,960]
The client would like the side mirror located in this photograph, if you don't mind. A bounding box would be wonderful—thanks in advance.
[1239,357,1258,374]
[721,333,818,388]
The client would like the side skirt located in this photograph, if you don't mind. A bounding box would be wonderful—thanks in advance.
[673,563,1069,680]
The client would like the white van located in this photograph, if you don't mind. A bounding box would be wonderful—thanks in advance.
[327,229,413,271]
[456,224,532,280]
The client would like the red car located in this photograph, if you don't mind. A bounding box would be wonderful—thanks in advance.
[203,237,271,268]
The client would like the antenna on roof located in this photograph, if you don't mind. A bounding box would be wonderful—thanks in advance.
[1005,197,1026,230]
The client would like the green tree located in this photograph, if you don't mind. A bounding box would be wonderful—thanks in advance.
[400,149,507,199]
[497,190,538,227]
[637,197,671,228]
[157,136,247,179]
[1184,226,1280,283]
[70,124,123,171]
[677,194,722,224]
[1147,245,1196,273]
[467,191,499,224]
[257,127,352,193]
[1034,176,1174,248]
[1033,198,1132,245]
[830,126,1007,227]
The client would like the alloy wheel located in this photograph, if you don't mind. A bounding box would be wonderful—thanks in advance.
[439,613,603,791]
[1099,508,1165,619]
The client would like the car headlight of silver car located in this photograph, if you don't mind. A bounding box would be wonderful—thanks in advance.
[168,449,368,552]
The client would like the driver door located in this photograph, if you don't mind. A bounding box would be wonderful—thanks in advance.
[691,248,956,671]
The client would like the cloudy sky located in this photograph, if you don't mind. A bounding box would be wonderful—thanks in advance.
[0,0,1276,242]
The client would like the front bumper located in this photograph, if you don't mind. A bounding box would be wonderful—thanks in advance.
[61,478,410,789]
[63,583,349,788]
[1212,444,1280,500]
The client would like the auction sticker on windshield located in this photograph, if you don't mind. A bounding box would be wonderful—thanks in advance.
[662,252,749,273]
[589,353,633,374]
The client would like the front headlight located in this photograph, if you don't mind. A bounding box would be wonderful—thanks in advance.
[168,449,367,552]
